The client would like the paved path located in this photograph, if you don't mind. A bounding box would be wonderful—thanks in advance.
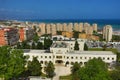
[53,65,71,80]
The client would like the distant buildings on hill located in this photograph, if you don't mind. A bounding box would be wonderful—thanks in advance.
[0,21,114,46]
[38,22,98,36]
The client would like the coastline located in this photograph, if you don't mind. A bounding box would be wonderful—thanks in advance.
[0,19,120,32]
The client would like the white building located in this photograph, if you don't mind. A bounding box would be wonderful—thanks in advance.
[103,25,113,42]
[24,40,116,67]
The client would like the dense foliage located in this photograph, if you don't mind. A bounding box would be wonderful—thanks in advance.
[44,38,53,49]
[44,61,55,78]
[27,57,42,76]
[0,46,28,80]
[71,58,112,80]
[74,41,79,50]
[84,43,88,51]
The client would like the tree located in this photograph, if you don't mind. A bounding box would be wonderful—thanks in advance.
[33,33,39,42]
[103,44,107,51]
[84,43,88,51]
[44,38,53,49]
[73,31,79,39]
[6,49,28,79]
[79,58,111,80]
[71,62,81,80]
[110,65,120,80]
[0,46,10,80]
[36,42,43,49]
[27,56,42,76]
[0,46,28,80]
[56,31,62,35]
[117,52,120,62]
[21,41,30,49]
[31,42,36,49]
[16,42,22,49]
[74,41,79,50]
[45,61,55,79]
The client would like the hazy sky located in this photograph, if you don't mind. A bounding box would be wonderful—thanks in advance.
[0,0,120,20]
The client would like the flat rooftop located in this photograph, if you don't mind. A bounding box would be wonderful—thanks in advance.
[23,49,51,54]
[51,42,68,48]
[68,51,115,55]
[24,49,116,56]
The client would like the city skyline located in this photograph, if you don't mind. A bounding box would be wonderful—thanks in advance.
[0,0,120,20]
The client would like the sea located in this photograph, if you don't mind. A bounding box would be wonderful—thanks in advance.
[22,19,120,31]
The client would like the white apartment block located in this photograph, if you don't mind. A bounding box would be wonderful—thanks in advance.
[103,25,113,42]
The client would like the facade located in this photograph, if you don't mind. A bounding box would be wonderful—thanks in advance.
[103,25,113,42]
[0,28,19,46]
[46,24,51,34]
[24,40,116,67]
[92,23,97,32]
[79,23,83,32]
[67,23,73,32]
[74,23,79,31]
[39,23,46,35]
[19,27,34,42]
[51,23,56,35]
[63,23,67,31]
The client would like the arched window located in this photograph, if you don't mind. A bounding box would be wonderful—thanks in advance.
[71,62,74,65]
[66,61,69,65]
[45,61,48,65]
[80,62,83,65]
[40,61,43,64]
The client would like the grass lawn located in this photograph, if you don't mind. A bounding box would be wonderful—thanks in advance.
[88,48,118,54]
[59,75,72,80]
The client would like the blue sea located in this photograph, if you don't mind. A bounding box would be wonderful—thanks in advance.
[22,19,120,31]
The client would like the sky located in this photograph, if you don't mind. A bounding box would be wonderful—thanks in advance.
[0,0,120,20]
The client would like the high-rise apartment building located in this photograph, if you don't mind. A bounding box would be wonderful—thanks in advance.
[103,25,113,42]
[0,28,19,46]
[63,23,67,31]
[67,23,73,32]
[51,23,56,35]
[46,24,51,34]
[39,23,46,35]
[19,27,34,42]
[84,23,90,34]
[74,23,79,31]
[92,23,97,32]
[79,23,83,32]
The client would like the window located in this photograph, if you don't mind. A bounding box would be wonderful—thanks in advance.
[85,57,87,59]
[103,57,105,60]
[45,61,48,65]
[112,58,114,60]
[71,57,73,59]
[80,57,82,59]
[71,62,74,65]
[67,57,69,59]
[89,57,91,59]
[76,57,78,59]
[56,56,62,59]
[49,56,51,58]
[107,58,110,60]
[80,62,82,65]
[40,61,43,64]
[45,56,47,58]
[41,56,43,58]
